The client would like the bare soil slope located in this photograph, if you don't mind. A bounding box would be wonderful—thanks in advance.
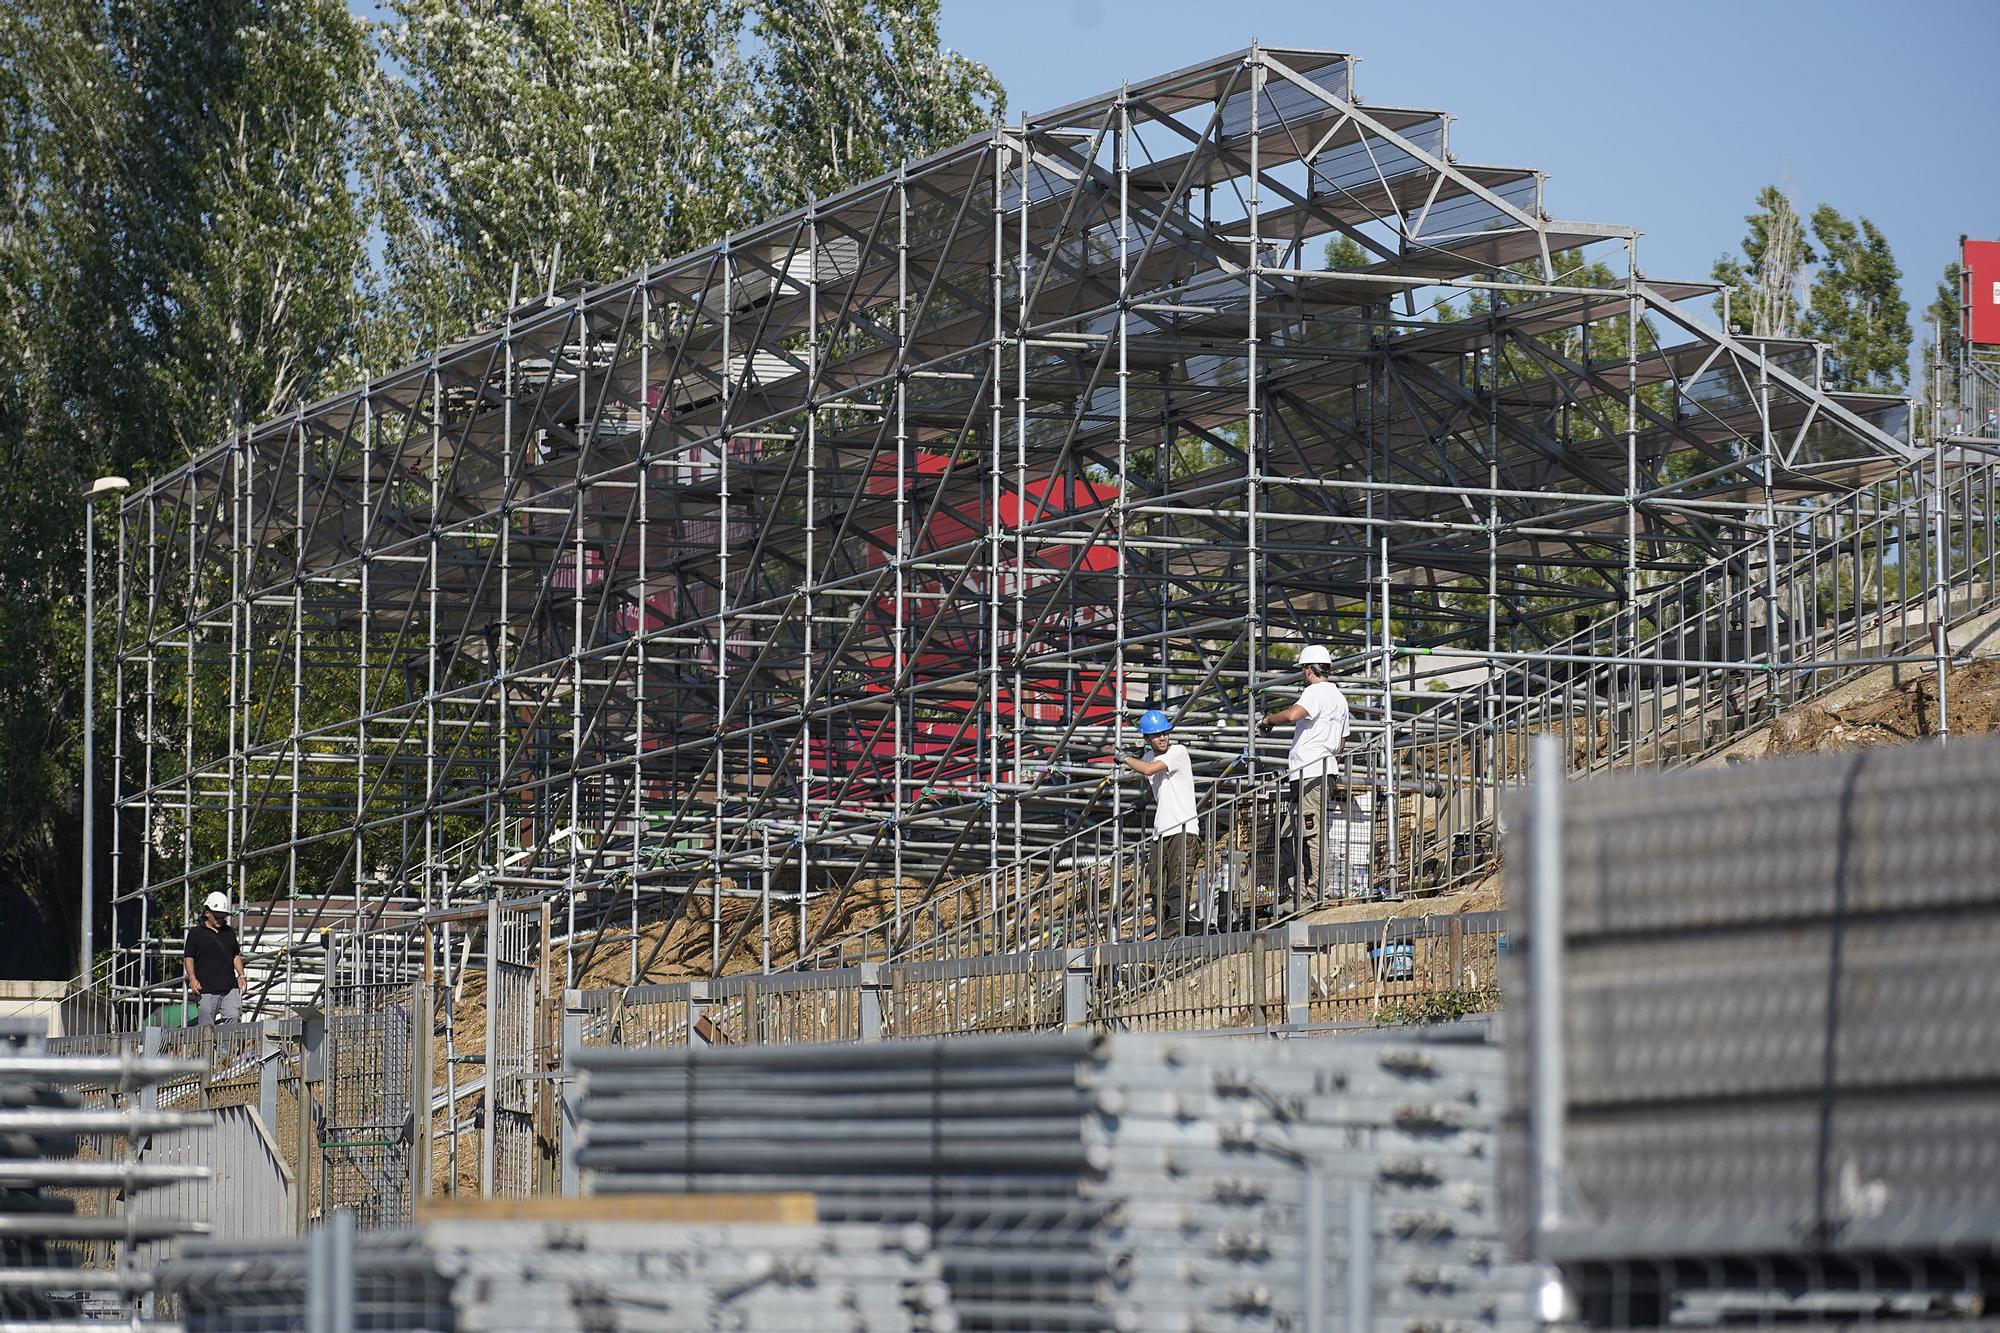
[1760,659,2000,756]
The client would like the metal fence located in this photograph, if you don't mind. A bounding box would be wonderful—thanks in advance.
[135,1102,297,1286]
[482,901,551,1197]
[322,930,422,1229]
[572,911,1505,1050]
[45,1020,313,1240]
[795,745,1437,973]
[48,910,1501,1239]
[2,1018,214,1329]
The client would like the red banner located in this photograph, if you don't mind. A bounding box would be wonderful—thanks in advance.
[1965,239,2000,347]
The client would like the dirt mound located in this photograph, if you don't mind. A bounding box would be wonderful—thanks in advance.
[1763,659,2000,757]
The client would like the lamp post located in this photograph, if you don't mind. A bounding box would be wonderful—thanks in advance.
[81,474,130,993]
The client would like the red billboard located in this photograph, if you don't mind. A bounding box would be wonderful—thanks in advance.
[1965,238,2000,347]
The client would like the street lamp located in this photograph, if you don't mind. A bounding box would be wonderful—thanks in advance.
[81,474,130,993]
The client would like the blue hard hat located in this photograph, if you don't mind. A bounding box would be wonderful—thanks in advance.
[1138,709,1174,736]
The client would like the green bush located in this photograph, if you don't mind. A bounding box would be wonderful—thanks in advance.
[1374,987,1490,1027]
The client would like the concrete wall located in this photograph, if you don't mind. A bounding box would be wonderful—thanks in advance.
[0,979,66,1037]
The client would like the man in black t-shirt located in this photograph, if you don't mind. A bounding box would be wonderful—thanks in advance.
[182,891,248,1026]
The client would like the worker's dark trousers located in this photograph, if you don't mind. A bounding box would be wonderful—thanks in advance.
[1149,832,1203,938]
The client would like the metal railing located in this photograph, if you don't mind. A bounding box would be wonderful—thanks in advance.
[1466,457,1997,779]
[572,910,1504,1048]
[795,745,1426,971]
[790,455,1999,972]
[42,1019,315,1245]
[66,458,1998,1019]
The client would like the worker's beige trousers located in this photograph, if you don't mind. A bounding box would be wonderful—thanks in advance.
[1149,831,1203,938]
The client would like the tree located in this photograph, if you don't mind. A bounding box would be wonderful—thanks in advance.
[369,0,1001,358]
[749,0,1000,209]
[1803,205,1910,393]
[1323,233,1367,270]
[1711,185,1813,337]
[368,0,755,356]
[142,0,376,451]
[1920,259,1963,409]
[0,0,379,974]
[0,2,99,976]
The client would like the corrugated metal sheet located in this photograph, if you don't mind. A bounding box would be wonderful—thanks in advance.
[1504,737,2000,1261]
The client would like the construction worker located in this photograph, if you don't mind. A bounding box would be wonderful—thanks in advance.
[1114,710,1202,938]
[182,891,248,1027]
[1259,645,1353,905]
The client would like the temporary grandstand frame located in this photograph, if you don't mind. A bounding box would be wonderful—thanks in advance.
[103,45,1959,1019]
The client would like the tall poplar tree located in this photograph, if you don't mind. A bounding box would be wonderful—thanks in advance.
[0,0,377,973]
[369,0,1001,358]
[1802,205,1911,393]
[368,0,756,355]
[1711,185,1813,337]
[749,0,1000,208]
[1921,260,1964,404]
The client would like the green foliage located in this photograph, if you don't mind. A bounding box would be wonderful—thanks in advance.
[152,0,377,444]
[1323,233,1368,271]
[369,0,752,352]
[1710,185,1813,336]
[1930,262,1965,362]
[1374,986,1490,1026]
[0,0,380,970]
[1919,260,1964,418]
[0,0,1002,973]
[0,10,85,940]
[749,0,1001,208]
[1711,186,1913,393]
[369,0,1000,357]
[1802,205,1910,393]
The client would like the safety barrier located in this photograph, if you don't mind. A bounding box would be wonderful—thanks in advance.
[571,910,1504,1048]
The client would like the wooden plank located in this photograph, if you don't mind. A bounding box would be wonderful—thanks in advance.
[415,1192,816,1225]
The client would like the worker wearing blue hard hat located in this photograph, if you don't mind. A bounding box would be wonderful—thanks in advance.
[1113,707,1203,938]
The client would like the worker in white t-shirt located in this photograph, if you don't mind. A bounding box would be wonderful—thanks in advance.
[1258,644,1353,905]
[1114,709,1202,938]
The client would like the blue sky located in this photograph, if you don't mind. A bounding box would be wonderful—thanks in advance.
[939,0,1997,380]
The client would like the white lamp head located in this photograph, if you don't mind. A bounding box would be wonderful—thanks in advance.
[84,475,131,501]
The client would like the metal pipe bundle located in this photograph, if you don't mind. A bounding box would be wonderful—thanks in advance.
[580,1033,1111,1328]
[159,1230,449,1332]
[432,1219,953,1332]
[1504,737,2000,1327]
[574,1026,1537,1331]
[0,1021,210,1329]
[161,1218,953,1332]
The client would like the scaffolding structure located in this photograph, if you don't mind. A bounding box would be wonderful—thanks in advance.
[105,45,1950,1021]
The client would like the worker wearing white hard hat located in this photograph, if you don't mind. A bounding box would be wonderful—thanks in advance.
[182,891,248,1027]
[1258,645,1354,905]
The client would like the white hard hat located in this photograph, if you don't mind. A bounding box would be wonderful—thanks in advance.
[1297,644,1334,667]
[203,891,231,914]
